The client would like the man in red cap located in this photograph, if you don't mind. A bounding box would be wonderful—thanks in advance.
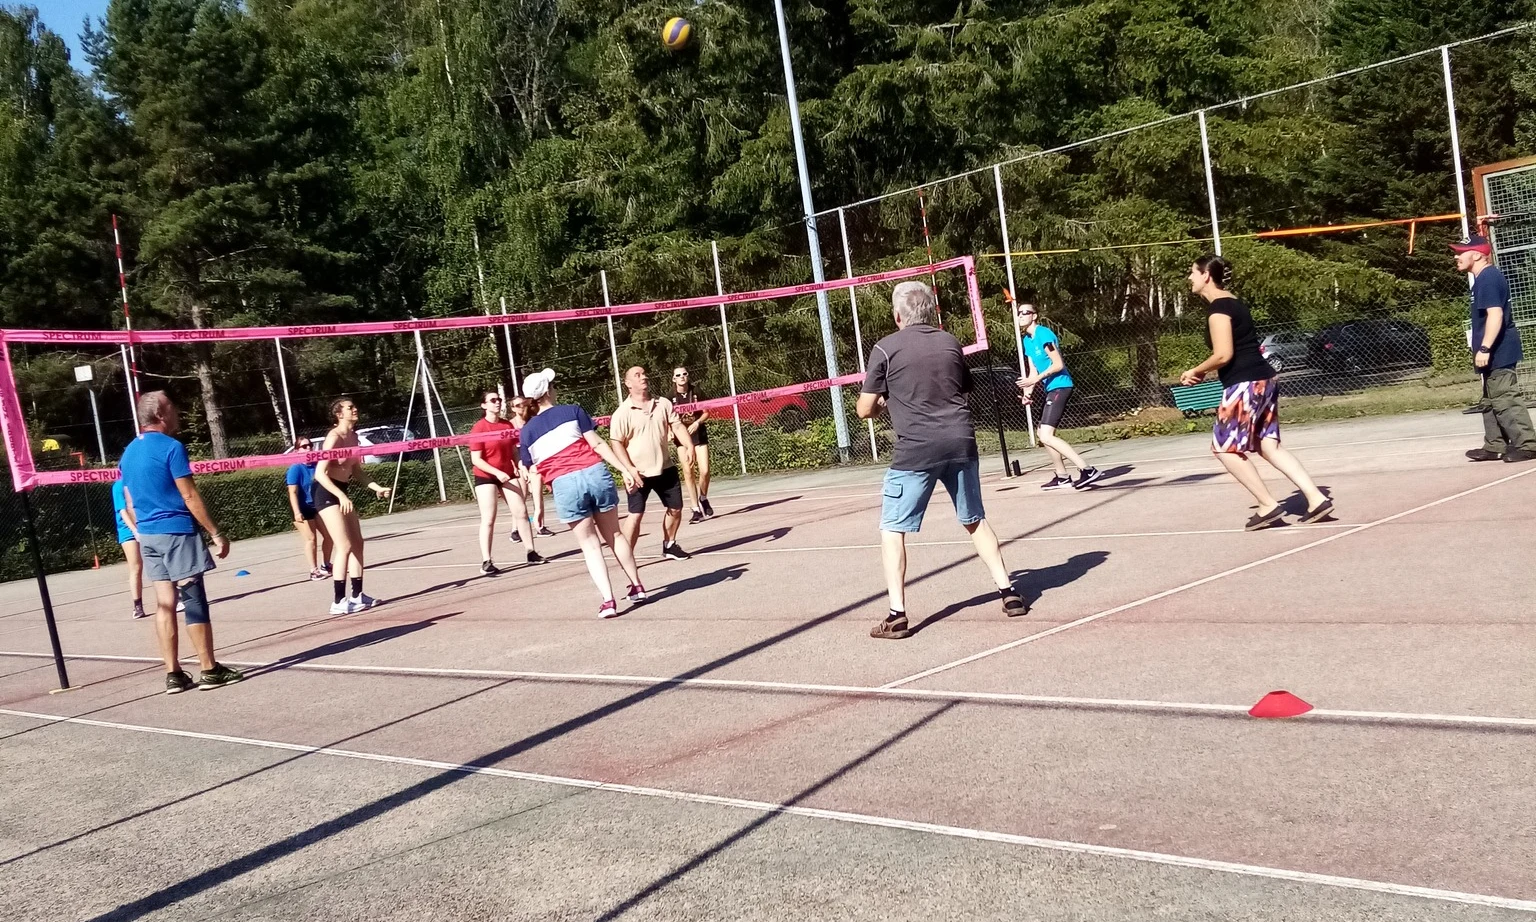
[1454,234,1536,463]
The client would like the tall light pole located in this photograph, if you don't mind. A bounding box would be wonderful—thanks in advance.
[772,0,851,461]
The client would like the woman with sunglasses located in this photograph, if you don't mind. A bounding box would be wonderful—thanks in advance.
[671,366,714,522]
[470,390,545,575]
[313,398,393,614]
[285,437,334,579]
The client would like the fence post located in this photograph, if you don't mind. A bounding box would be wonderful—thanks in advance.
[600,270,623,402]
[992,165,1036,449]
[1441,45,1473,241]
[836,208,880,461]
[412,329,447,503]
[711,240,749,475]
[1198,110,1222,256]
[274,337,296,443]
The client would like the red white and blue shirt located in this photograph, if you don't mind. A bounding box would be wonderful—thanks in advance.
[517,404,604,481]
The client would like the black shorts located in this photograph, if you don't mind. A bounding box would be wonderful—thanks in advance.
[298,505,319,522]
[311,480,348,513]
[627,466,684,514]
[676,425,709,448]
[473,474,505,488]
[1039,387,1072,429]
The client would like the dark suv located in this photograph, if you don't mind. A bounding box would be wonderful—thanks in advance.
[1309,319,1430,375]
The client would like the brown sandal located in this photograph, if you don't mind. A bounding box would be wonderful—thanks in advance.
[1001,591,1030,618]
[870,615,913,640]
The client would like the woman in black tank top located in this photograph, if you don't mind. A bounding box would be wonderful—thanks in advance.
[1183,254,1334,531]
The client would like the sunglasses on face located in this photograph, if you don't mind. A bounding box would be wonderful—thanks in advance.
[298,443,312,450]
[486,397,502,404]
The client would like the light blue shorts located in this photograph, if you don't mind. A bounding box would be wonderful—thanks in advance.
[552,462,620,523]
[879,458,986,533]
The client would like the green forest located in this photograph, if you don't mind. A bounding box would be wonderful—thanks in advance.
[2,0,1534,461]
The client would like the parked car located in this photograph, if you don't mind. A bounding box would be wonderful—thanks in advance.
[1258,331,1313,374]
[287,425,429,464]
[1309,319,1431,375]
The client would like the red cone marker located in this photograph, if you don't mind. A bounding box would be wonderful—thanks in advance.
[1249,690,1313,719]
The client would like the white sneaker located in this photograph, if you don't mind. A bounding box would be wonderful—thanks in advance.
[347,593,379,613]
[328,599,351,616]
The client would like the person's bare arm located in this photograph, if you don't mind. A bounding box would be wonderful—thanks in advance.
[1476,306,1504,369]
[1182,314,1234,385]
[287,484,304,520]
[174,476,229,558]
[856,392,885,419]
[470,448,510,482]
[1019,346,1066,388]
[121,488,141,540]
[585,431,640,490]
[669,419,696,466]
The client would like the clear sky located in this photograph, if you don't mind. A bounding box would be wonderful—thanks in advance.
[35,0,110,69]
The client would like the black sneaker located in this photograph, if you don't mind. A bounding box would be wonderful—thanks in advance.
[509,530,523,543]
[481,560,501,576]
[198,663,244,691]
[165,670,195,695]
[1245,506,1286,531]
[1504,449,1536,463]
[662,541,691,561]
[526,550,546,565]
[1073,467,1104,490]
[132,600,149,620]
[536,526,555,537]
[1040,475,1072,491]
[689,509,704,525]
[701,498,715,519]
[1466,448,1504,462]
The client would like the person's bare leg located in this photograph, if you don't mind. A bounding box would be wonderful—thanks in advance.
[663,507,682,546]
[297,518,318,570]
[1038,426,1069,477]
[180,582,216,671]
[474,482,498,562]
[124,541,143,604]
[571,517,616,601]
[679,450,700,511]
[1257,438,1327,507]
[621,507,645,555]
[152,580,179,672]
[594,507,642,587]
[963,519,1012,590]
[344,512,366,577]
[313,515,335,563]
[881,531,908,612]
[501,482,534,550]
[697,445,712,499]
[1215,451,1280,512]
[320,505,351,575]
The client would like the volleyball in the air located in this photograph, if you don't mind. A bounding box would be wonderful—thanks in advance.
[662,17,691,50]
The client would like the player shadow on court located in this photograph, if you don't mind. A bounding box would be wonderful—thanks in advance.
[907,551,1111,634]
[996,464,1137,491]
[687,526,792,556]
[237,610,467,680]
[76,498,1126,922]
[711,494,801,517]
[640,564,749,605]
[208,549,454,606]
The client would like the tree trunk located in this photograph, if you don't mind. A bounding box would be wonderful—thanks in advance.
[189,299,229,459]
[1124,261,1167,407]
[262,368,289,444]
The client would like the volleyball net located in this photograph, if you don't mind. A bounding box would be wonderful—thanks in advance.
[0,255,986,495]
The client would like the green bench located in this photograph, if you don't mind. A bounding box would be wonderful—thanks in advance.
[1170,380,1224,418]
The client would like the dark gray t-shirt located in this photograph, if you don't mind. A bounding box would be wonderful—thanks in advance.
[862,324,978,471]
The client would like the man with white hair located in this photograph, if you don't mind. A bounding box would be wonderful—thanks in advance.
[857,282,1027,639]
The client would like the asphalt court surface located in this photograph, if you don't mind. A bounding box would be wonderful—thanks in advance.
[2,410,1533,920]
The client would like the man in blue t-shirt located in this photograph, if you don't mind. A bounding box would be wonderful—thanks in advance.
[1014,292,1102,490]
[1453,236,1535,463]
[118,391,243,693]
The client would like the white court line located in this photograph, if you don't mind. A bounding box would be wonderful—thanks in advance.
[0,706,1530,912]
[5,651,1534,732]
[880,466,1536,690]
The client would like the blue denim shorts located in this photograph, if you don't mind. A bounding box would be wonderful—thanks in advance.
[552,462,620,523]
[879,458,986,533]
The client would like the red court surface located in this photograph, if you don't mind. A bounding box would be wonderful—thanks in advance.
[2,409,1533,921]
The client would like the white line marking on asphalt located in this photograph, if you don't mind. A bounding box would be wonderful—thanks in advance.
[879,466,1536,689]
[0,706,1531,912]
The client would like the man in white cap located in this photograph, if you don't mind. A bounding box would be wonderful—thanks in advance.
[517,368,648,618]
[1454,234,1536,463]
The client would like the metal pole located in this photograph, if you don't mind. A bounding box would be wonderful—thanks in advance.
[119,345,139,435]
[412,330,447,503]
[772,0,850,461]
[500,296,518,395]
[274,338,296,443]
[424,361,475,493]
[88,389,106,463]
[1442,45,1472,241]
[711,240,749,475]
[992,165,1036,449]
[601,270,623,402]
[1198,110,1223,255]
[836,208,879,461]
[20,490,69,690]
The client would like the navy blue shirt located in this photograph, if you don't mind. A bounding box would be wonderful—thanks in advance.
[118,431,196,535]
[1471,265,1522,370]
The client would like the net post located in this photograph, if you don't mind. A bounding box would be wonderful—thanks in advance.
[500,296,518,395]
[985,339,1012,478]
[601,271,623,402]
[1198,109,1223,255]
[711,240,748,475]
[424,361,474,492]
[412,330,448,503]
[274,338,296,444]
[119,344,139,435]
[20,489,70,691]
[993,165,1035,451]
[836,208,879,461]
[1441,45,1472,242]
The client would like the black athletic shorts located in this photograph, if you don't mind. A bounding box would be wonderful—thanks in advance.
[627,465,684,514]
[311,479,348,513]
[676,425,709,448]
[1039,387,1073,429]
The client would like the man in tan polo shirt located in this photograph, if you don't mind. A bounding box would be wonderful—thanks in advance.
[610,366,697,560]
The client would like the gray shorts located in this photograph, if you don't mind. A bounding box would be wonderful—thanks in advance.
[139,532,216,584]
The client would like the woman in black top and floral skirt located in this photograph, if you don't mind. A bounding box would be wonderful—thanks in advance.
[1182,254,1334,530]
[672,366,714,523]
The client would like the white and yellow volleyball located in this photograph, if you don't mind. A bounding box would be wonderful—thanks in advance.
[662,17,691,50]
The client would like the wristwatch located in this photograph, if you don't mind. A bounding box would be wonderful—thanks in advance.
[1477,346,1492,353]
